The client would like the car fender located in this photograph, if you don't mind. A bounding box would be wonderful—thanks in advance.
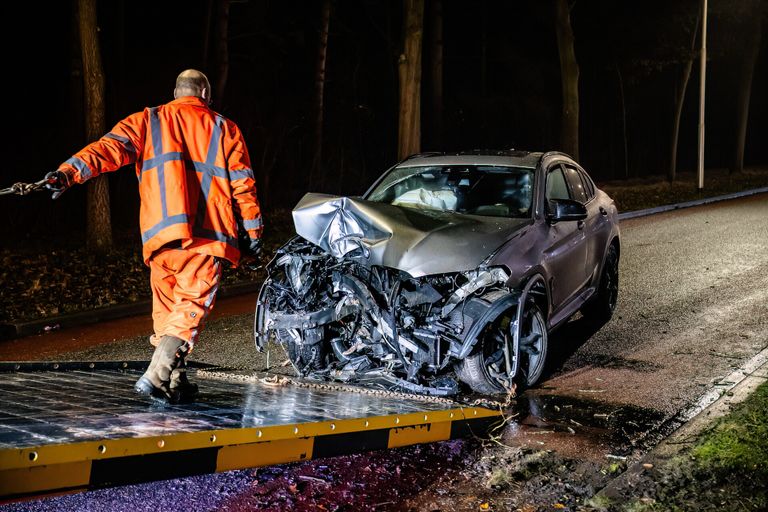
[456,291,520,360]
[455,272,548,360]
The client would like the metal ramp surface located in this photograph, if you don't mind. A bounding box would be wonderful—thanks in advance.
[0,362,502,500]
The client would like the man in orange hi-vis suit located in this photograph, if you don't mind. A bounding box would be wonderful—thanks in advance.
[46,70,263,402]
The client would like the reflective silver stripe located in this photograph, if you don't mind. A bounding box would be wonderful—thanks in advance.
[104,132,136,155]
[149,107,168,218]
[230,168,254,180]
[140,214,189,243]
[205,116,224,165]
[192,227,239,249]
[64,156,93,180]
[149,108,163,156]
[140,153,239,181]
[243,218,263,230]
[189,259,221,346]
[142,152,184,170]
[195,116,226,233]
[190,160,228,179]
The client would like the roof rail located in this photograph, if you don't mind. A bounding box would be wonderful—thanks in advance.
[401,151,446,161]
[458,149,531,157]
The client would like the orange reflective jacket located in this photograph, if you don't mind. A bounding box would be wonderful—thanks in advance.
[58,96,262,265]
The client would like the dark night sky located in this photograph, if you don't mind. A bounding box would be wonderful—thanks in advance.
[1,0,766,245]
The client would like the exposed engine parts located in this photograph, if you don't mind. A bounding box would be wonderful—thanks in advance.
[255,238,529,395]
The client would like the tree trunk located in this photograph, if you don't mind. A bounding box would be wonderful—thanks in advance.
[732,21,762,174]
[398,0,424,160]
[669,10,701,182]
[311,0,332,190]
[202,0,213,68]
[78,0,112,252]
[554,0,579,160]
[615,64,629,179]
[428,0,443,150]
[213,0,230,109]
[480,1,487,98]
[669,59,693,182]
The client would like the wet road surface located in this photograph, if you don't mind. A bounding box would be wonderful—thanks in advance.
[2,194,767,510]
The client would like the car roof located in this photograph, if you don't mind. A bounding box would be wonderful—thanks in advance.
[395,150,544,170]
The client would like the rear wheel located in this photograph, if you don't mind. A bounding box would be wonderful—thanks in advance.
[581,244,619,325]
[456,294,548,394]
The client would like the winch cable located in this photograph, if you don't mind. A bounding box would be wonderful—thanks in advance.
[0,178,50,196]
[197,367,515,411]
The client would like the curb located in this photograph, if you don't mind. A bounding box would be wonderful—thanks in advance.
[2,186,766,342]
[617,186,768,221]
[0,281,262,341]
[595,346,768,504]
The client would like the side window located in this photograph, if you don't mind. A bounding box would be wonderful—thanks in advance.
[564,166,588,204]
[546,165,570,201]
[579,170,595,200]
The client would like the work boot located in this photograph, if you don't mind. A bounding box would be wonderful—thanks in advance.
[135,335,187,401]
[169,358,199,402]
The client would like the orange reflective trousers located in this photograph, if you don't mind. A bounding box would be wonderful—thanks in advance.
[148,248,222,349]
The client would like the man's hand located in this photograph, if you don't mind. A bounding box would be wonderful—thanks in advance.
[44,171,71,200]
[240,238,263,268]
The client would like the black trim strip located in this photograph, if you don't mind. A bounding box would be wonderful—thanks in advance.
[90,447,219,488]
[312,428,390,458]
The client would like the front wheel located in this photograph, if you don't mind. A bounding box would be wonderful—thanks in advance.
[456,296,548,394]
[254,277,330,375]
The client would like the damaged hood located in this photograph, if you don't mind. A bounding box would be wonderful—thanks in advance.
[292,193,531,277]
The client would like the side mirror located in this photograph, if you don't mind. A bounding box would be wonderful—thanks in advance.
[547,199,587,223]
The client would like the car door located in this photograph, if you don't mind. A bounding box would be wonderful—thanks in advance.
[542,163,589,311]
[563,165,612,286]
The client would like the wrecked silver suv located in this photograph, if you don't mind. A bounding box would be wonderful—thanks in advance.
[255,151,620,396]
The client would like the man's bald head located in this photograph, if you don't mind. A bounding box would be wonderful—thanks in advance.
[174,69,212,105]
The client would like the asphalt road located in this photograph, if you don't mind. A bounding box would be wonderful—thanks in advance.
[2,194,768,511]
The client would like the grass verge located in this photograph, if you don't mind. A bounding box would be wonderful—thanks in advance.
[618,380,768,511]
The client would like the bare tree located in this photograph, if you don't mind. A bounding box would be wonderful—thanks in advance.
[731,17,762,174]
[202,0,214,68]
[398,0,425,159]
[427,0,443,149]
[311,0,332,189]
[213,0,230,109]
[614,63,629,179]
[554,0,579,160]
[669,9,701,182]
[78,0,113,252]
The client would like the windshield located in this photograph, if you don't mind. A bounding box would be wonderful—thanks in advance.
[367,165,534,219]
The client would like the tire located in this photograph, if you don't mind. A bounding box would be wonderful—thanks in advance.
[253,278,272,351]
[254,277,327,373]
[581,243,619,325]
[456,298,548,394]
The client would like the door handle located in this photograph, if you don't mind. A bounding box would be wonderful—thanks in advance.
[577,220,585,230]
[599,206,608,216]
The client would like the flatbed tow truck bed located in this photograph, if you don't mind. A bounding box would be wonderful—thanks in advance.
[0,361,502,500]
